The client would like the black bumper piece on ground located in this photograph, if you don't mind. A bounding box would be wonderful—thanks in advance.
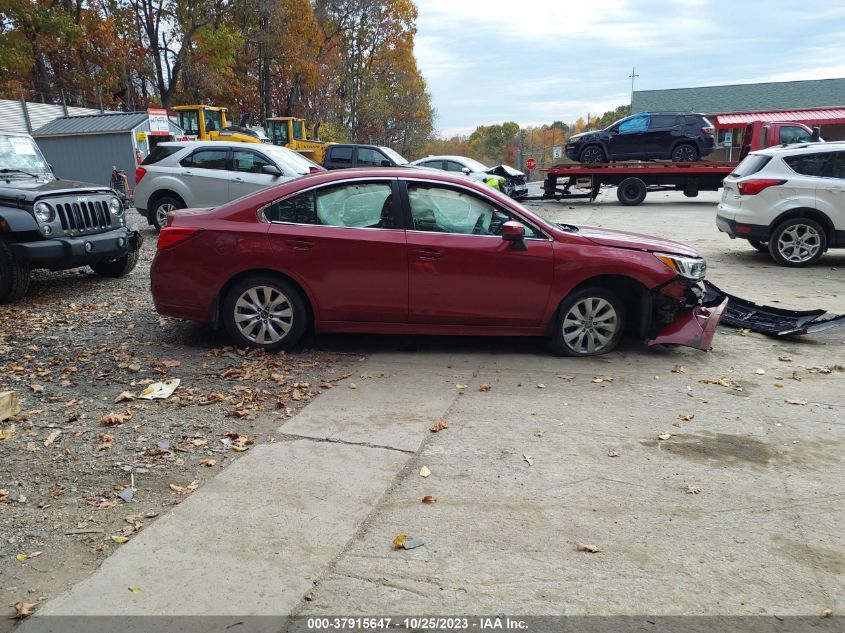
[704,281,845,336]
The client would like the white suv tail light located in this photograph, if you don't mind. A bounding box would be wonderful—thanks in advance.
[738,179,786,195]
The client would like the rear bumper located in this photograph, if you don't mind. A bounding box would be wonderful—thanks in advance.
[716,214,769,241]
[11,227,143,269]
[647,296,728,351]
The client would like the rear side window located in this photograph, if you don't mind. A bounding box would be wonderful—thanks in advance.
[784,152,830,176]
[730,154,772,177]
[649,115,678,129]
[142,145,180,165]
[328,147,353,165]
[265,192,318,224]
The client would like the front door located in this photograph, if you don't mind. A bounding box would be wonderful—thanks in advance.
[266,179,408,323]
[229,149,284,201]
[403,181,553,326]
[608,113,651,159]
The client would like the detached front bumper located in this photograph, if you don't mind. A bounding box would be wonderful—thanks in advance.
[644,279,728,351]
[11,226,143,270]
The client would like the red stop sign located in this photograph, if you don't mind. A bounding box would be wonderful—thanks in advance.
[525,158,536,170]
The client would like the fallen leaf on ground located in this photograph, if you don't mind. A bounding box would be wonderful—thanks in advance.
[677,413,695,422]
[348,383,357,389]
[429,421,448,433]
[778,356,793,362]
[9,602,36,619]
[128,587,142,594]
[558,374,576,381]
[575,542,600,553]
[699,377,743,391]
[658,433,675,440]
[99,410,132,426]
[523,454,534,466]
[222,432,254,452]
[455,384,468,390]
[537,384,546,389]
[43,430,61,446]
[607,450,619,458]
[392,533,407,549]
[421,495,437,504]
[755,368,766,375]
[479,383,492,392]
[0,425,16,441]
[113,391,135,403]
[161,359,181,368]
[671,364,685,373]
[820,609,833,618]
[592,376,613,383]
[686,485,702,494]
[169,481,199,495]
[419,466,431,478]
[30,384,44,394]
[199,459,216,467]
[110,535,129,544]
[127,363,141,373]
[96,434,114,451]
[785,399,808,406]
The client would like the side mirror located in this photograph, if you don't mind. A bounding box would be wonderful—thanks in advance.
[380,159,392,167]
[461,167,471,174]
[501,221,526,241]
[811,126,821,142]
[262,164,282,176]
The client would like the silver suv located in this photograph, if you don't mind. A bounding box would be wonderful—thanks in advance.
[134,141,322,229]
[717,142,845,266]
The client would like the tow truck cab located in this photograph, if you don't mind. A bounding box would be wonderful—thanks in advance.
[740,121,820,159]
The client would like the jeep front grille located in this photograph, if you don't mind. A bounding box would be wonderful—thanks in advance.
[55,200,111,232]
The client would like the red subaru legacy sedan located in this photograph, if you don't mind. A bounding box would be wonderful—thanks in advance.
[151,168,726,356]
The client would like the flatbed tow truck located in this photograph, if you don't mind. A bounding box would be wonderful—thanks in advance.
[530,120,822,206]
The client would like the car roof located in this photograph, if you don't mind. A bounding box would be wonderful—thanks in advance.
[157,140,282,150]
[752,141,845,157]
[330,143,389,150]
[412,155,478,163]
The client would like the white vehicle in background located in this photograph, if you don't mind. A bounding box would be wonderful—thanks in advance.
[716,142,845,267]
[410,155,528,199]
[134,141,323,230]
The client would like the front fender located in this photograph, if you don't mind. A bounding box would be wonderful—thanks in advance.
[0,206,39,232]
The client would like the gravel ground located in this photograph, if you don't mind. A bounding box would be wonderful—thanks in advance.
[0,211,355,621]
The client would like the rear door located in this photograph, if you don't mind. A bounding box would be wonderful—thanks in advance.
[647,113,680,157]
[229,149,284,201]
[178,147,231,206]
[402,180,553,326]
[266,179,408,322]
[815,151,845,230]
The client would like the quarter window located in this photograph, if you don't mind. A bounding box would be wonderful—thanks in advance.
[783,153,830,177]
[180,148,229,170]
[408,184,537,237]
[265,183,395,229]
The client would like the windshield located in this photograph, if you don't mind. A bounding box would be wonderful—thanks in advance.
[381,147,408,165]
[462,157,489,172]
[0,135,52,177]
[259,145,322,175]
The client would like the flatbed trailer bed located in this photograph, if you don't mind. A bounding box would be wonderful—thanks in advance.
[533,161,737,206]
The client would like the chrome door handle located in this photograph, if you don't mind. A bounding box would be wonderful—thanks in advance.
[413,247,441,261]
[825,188,845,193]
[284,238,315,250]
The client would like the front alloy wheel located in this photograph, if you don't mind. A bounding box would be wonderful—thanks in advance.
[550,287,625,356]
[768,218,826,267]
[671,143,698,162]
[579,145,606,164]
[222,275,307,351]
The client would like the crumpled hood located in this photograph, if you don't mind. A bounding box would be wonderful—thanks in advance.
[577,226,700,257]
[486,164,524,178]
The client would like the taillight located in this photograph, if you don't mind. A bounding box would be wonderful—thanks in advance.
[702,126,715,136]
[135,166,147,185]
[157,227,200,251]
[738,179,786,195]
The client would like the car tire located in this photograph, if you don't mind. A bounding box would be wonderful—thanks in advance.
[222,274,308,351]
[579,145,606,164]
[151,195,185,231]
[768,217,827,267]
[0,240,31,304]
[549,286,625,357]
[616,177,648,206]
[671,143,699,162]
[747,239,769,253]
[90,249,140,278]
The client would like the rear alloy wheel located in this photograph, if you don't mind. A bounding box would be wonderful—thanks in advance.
[222,275,308,351]
[152,196,184,231]
[550,287,625,357]
[0,240,31,304]
[579,145,606,164]
[671,143,699,162]
[768,218,826,267]
[616,177,648,206]
[90,249,140,277]
[747,239,769,253]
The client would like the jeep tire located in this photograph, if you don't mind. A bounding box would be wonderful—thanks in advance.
[0,240,31,303]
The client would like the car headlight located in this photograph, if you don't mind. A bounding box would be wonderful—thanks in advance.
[655,252,706,280]
[109,197,123,216]
[569,137,582,144]
[34,202,54,223]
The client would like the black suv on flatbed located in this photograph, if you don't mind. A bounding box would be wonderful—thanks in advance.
[565,111,716,163]
[323,144,409,169]
[0,132,142,303]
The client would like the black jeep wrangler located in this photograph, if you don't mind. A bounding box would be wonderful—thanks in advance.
[0,132,142,303]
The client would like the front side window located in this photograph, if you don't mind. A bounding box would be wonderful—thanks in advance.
[444,160,466,172]
[265,182,394,229]
[181,148,229,170]
[408,184,537,237]
[617,114,650,134]
[780,126,812,145]
[783,152,829,177]
[356,147,386,167]
[233,150,273,174]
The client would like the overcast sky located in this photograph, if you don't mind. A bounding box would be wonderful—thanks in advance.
[413,0,845,137]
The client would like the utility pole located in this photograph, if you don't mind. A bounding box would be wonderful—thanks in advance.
[629,67,639,114]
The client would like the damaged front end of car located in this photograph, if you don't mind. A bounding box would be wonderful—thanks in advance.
[644,279,728,351]
[486,165,528,199]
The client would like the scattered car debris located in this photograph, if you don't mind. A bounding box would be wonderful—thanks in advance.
[138,379,180,400]
[403,537,425,550]
[704,281,845,336]
[0,390,20,422]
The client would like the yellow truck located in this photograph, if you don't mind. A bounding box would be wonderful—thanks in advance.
[266,117,331,163]
[171,106,264,144]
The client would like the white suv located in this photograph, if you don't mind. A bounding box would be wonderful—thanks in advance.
[717,142,845,266]
[134,141,322,229]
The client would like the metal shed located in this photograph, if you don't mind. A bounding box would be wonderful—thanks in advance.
[32,111,183,187]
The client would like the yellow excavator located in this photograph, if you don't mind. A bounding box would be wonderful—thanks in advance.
[266,117,331,163]
[171,105,265,144]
